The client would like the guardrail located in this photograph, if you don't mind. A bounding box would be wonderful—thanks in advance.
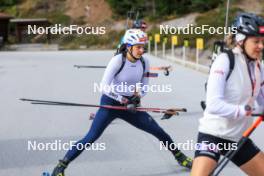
[147,38,210,74]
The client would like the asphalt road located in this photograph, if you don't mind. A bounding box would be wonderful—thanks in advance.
[0,50,263,176]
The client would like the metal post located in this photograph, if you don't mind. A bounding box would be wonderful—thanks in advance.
[224,0,230,40]
[162,42,165,58]
[148,40,151,54]
[171,42,174,57]
[196,48,199,70]
[183,46,186,66]
[155,42,157,56]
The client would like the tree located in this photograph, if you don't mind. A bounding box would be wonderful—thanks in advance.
[1,0,18,6]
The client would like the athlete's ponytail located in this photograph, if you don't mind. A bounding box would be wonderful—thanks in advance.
[114,43,127,56]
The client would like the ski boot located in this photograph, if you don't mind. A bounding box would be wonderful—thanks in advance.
[175,151,193,169]
[51,160,68,176]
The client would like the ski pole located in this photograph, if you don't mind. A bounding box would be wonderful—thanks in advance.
[74,65,106,68]
[74,65,171,76]
[20,98,187,115]
[126,9,134,30]
[210,114,264,176]
[150,66,172,76]
[31,101,180,116]
[74,65,171,71]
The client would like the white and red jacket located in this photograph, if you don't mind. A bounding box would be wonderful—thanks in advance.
[199,47,264,141]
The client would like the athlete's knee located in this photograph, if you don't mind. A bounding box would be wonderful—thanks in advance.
[191,156,217,176]
[240,152,264,176]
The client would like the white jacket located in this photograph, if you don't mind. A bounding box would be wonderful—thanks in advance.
[199,47,264,141]
[101,54,149,102]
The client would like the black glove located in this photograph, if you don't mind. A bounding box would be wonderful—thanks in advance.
[161,109,179,120]
[161,113,173,120]
[126,103,137,113]
[125,95,141,113]
[128,95,141,106]
[164,69,169,76]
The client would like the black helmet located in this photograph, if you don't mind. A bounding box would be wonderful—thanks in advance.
[232,12,264,36]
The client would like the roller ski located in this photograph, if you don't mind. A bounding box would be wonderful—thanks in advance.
[175,151,193,169]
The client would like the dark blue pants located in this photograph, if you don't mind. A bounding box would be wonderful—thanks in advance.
[64,94,178,162]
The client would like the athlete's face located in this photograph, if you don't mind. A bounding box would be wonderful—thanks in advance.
[244,36,264,60]
[130,44,145,59]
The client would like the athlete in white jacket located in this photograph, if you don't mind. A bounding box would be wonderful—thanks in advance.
[191,13,264,176]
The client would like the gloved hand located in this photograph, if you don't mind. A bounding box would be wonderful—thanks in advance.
[121,97,129,105]
[120,94,141,113]
[128,94,141,106]
[161,109,179,120]
[127,94,141,113]
[120,95,140,106]
[126,103,137,113]
[244,105,252,116]
[164,69,169,76]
